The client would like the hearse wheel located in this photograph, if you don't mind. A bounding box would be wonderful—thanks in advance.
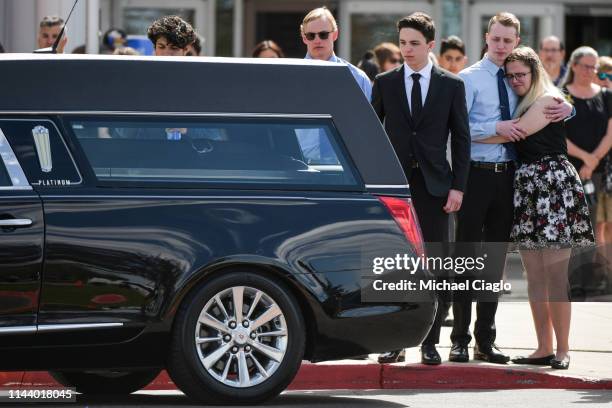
[167,271,305,404]
[49,369,162,394]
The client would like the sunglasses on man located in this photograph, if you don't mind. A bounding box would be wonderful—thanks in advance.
[598,72,612,81]
[304,31,333,41]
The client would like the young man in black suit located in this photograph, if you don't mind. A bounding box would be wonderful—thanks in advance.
[372,12,470,364]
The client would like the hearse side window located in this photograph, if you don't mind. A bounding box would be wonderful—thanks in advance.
[68,117,358,187]
[0,120,81,187]
[0,161,10,187]
[0,128,30,189]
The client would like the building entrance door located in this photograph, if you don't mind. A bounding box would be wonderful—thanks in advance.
[245,0,337,58]
[565,4,612,57]
[114,0,213,55]
[468,3,563,64]
[339,0,431,64]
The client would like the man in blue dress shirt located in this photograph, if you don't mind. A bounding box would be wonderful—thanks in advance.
[301,7,372,101]
[298,7,372,164]
[449,12,573,365]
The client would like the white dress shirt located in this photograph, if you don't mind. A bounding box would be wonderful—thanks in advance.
[404,60,433,113]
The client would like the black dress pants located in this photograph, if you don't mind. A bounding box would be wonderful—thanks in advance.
[409,168,449,345]
[452,165,514,347]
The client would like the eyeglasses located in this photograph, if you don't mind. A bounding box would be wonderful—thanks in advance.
[575,62,599,71]
[504,71,531,81]
[598,72,612,81]
[304,31,333,41]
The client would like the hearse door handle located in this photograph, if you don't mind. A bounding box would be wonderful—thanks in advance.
[0,219,33,228]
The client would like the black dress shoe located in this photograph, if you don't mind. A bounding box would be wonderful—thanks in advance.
[421,344,441,365]
[474,344,510,364]
[511,354,554,365]
[378,349,405,364]
[551,355,570,369]
[449,343,469,362]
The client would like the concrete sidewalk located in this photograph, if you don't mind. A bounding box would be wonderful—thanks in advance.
[295,302,612,389]
[423,302,612,381]
[2,303,612,390]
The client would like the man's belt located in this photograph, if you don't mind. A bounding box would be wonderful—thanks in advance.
[470,161,514,173]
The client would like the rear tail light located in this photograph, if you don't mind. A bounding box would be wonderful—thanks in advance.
[378,196,425,257]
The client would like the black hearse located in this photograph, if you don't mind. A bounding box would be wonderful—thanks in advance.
[0,54,434,403]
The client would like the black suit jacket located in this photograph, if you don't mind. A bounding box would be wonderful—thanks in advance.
[372,64,470,197]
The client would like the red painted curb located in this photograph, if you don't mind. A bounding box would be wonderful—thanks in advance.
[382,364,612,390]
[3,364,612,390]
[288,364,382,390]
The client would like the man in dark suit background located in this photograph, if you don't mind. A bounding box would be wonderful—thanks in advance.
[372,12,470,364]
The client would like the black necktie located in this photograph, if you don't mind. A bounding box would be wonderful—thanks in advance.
[411,73,422,120]
[497,68,511,120]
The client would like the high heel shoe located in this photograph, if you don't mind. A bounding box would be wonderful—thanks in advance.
[551,355,570,369]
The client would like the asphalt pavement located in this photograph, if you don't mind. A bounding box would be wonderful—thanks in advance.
[26,389,612,408]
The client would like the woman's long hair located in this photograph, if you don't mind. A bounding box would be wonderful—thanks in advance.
[252,40,284,58]
[505,46,563,118]
[561,46,598,87]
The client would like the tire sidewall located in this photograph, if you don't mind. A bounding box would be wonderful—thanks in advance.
[175,271,304,401]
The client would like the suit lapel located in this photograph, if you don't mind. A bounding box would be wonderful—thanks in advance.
[392,65,414,128]
[414,65,444,128]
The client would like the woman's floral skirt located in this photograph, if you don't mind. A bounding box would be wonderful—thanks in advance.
[511,155,596,250]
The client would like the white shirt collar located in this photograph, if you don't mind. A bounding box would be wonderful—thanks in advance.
[404,60,433,80]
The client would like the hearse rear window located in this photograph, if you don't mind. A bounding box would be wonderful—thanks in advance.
[69,117,359,187]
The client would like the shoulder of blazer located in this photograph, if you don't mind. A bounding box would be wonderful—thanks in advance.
[433,65,463,83]
[375,65,404,83]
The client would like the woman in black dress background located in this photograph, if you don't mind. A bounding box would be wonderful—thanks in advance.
[561,47,612,296]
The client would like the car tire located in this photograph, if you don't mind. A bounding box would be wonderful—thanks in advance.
[167,271,305,404]
[48,369,162,394]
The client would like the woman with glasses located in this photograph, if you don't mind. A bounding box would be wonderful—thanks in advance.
[373,42,402,73]
[562,47,612,299]
[476,46,595,369]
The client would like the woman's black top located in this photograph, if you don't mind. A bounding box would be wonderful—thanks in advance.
[563,88,611,173]
[515,121,567,164]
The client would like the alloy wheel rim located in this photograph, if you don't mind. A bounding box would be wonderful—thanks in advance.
[194,285,288,388]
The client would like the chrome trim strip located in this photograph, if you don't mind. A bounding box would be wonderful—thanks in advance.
[41,195,376,202]
[0,219,32,227]
[0,128,32,190]
[0,326,36,335]
[0,111,333,119]
[37,323,124,332]
[0,119,83,186]
[365,184,410,189]
[0,186,33,191]
[0,323,124,335]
